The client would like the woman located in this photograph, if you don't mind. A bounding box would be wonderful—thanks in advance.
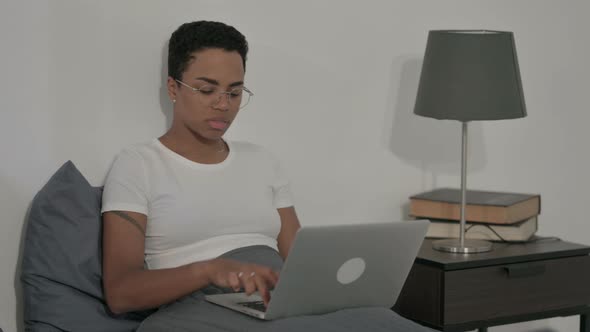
[102,20,433,332]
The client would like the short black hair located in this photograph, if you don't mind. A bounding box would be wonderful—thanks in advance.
[168,21,248,80]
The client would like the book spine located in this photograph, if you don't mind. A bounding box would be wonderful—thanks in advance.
[409,197,539,224]
[418,216,538,242]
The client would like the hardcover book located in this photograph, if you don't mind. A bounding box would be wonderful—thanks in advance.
[409,188,540,224]
[421,216,538,242]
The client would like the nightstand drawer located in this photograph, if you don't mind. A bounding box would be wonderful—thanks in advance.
[444,255,590,325]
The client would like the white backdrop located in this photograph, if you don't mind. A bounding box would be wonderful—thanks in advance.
[1,1,589,331]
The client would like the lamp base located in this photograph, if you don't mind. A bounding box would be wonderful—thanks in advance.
[432,239,493,254]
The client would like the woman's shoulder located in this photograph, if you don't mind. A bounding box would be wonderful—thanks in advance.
[112,139,161,164]
[118,139,160,154]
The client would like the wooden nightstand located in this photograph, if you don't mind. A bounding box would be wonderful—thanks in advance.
[394,238,590,332]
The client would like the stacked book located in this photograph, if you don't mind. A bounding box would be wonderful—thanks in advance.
[409,188,541,242]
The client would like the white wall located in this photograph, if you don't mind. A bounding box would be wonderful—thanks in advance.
[1,1,589,331]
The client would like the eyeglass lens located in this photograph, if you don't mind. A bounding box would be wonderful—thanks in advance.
[198,86,251,109]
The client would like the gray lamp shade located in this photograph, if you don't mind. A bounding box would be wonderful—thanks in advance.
[414,30,527,121]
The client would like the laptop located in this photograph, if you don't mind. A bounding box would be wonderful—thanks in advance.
[205,220,429,320]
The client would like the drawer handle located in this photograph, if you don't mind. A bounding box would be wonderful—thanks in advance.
[504,263,546,278]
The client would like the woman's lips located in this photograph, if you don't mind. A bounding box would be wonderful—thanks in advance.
[207,120,229,130]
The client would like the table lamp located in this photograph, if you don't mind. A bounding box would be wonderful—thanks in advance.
[413,30,527,253]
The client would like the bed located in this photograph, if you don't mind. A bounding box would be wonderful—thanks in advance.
[20,161,434,332]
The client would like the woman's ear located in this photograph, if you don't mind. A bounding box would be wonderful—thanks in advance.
[167,77,178,103]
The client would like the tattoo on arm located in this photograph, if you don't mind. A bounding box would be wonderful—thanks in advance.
[112,211,145,236]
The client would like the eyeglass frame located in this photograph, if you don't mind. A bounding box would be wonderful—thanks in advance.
[174,79,254,109]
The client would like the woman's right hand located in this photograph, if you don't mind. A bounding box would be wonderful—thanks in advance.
[203,258,280,306]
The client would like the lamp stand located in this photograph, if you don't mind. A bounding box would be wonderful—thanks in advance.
[432,122,493,254]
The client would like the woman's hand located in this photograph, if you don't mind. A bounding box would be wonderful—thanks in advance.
[203,258,279,306]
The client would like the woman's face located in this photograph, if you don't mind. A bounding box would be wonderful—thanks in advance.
[169,48,245,141]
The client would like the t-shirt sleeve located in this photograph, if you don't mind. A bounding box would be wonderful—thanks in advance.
[101,148,149,215]
[269,152,294,209]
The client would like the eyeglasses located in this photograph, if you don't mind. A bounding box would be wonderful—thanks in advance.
[175,79,253,109]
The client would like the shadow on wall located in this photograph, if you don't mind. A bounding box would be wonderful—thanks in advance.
[14,202,32,332]
[159,41,173,130]
[382,56,487,189]
[3,173,33,332]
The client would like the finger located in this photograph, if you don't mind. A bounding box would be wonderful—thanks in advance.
[228,272,241,291]
[257,268,279,288]
[242,272,257,295]
[269,269,280,286]
[253,275,270,306]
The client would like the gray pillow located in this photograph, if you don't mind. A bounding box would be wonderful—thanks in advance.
[21,161,148,331]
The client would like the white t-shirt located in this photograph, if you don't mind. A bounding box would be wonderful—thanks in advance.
[101,139,293,270]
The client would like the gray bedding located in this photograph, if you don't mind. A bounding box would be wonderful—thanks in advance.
[137,246,435,332]
[21,161,146,332]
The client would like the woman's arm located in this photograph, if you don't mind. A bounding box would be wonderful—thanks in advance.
[276,206,301,259]
[102,211,279,314]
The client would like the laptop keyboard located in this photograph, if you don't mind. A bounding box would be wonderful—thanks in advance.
[237,301,267,312]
